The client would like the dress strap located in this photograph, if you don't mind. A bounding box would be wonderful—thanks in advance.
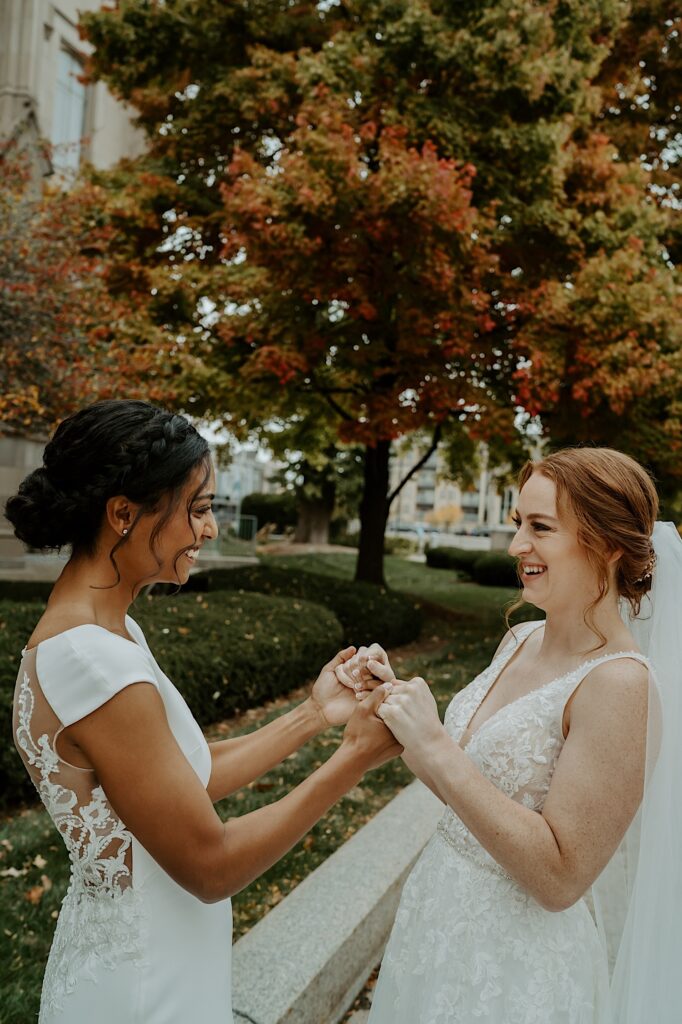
[558,650,651,715]
[500,620,545,658]
[572,649,649,684]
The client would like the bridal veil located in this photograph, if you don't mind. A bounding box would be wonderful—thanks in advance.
[591,520,682,1022]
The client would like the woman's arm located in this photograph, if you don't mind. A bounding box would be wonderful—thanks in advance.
[206,646,361,802]
[68,680,398,903]
[378,659,648,911]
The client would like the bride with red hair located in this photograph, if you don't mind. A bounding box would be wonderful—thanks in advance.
[340,447,681,1023]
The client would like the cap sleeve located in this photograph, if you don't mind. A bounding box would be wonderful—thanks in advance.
[36,625,160,727]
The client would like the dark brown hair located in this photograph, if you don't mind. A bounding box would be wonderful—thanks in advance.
[5,400,212,594]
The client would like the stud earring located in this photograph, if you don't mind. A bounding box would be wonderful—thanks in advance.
[122,528,129,536]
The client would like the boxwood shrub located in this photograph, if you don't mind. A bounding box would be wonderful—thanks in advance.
[0,592,342,811]
[0,580,55,602]
[425,547,520,588]
[424,546,481,574]
[182,565,423,648]
[471,552,520,588]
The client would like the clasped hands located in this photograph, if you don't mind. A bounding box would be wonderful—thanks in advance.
[335,644,443,754]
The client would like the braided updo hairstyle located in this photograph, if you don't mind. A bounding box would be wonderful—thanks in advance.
[5,401,211,562]
[509,447,659,647]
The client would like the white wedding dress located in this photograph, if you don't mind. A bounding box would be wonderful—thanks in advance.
[12,617,234,1024]
[368,620,649,1024]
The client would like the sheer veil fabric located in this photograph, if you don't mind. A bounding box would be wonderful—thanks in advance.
[591,521,682,1022]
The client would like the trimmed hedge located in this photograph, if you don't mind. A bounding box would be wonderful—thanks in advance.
[425,546,520,588]
[181,565,423,648]
[0,592,342,811]
[241,492,297,532]
[0,580,54,602]
[471,552,520,588]
[425,546,481,573]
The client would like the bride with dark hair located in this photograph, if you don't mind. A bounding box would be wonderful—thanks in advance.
[340,448,682,1023]
[7,399,400,1024]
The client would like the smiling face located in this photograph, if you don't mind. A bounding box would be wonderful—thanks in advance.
[115,460,219,589]
[155,460,219,585]
[508,470,604,615]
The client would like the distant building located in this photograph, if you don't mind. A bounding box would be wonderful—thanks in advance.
[1,0,144,184]
[211,447,278,520]
[1,0,145,569]
[387,445,517,543]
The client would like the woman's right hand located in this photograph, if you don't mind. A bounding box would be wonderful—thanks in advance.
[341,684,403,770]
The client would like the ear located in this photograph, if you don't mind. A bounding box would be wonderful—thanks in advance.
[105,495,136,538]
[607,546,624,568]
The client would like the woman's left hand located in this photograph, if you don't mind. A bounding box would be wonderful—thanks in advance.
[375,675,444,753]
[307,646,360,727]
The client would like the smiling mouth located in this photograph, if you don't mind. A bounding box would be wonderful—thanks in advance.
[185,548,200,563]
[521,564,546,578]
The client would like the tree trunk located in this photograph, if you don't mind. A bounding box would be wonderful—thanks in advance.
[355,440,391,585]
[294,475,335,544]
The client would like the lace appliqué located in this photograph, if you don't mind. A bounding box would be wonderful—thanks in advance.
[374,622,641,1022]
[15,670,148,1018]
[381,833,603,1023]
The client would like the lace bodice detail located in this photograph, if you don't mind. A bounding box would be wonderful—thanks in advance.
[370,620,648,1023]
[15,658,135,898]
[436,620,649,877]
[12,633,158,1019]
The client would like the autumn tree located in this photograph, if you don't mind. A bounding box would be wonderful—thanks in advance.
[80,0,681,579]
[0,146,185,436]
[0,149,113,433]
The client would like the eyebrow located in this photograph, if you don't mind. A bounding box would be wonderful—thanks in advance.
[514,511,558,522]
[193,492,215,502]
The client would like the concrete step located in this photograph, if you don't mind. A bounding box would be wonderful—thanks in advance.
[232,780,443,1024]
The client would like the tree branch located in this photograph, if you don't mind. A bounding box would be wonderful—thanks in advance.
[308,373,355,421]
[387,422,442,506]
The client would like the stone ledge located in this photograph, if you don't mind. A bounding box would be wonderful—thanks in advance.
[232,780,443,1024]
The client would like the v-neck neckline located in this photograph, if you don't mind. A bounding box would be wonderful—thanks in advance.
[458,622,645,751]
[458,621,551,751]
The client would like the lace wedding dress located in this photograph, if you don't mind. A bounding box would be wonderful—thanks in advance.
[368,620,649,1024]
[12,617,233,1024]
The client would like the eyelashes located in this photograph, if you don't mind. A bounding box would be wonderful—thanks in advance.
[512,516,550,532]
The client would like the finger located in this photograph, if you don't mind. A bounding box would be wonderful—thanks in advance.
[335,664,356,688]
[367,658,395,682]
[367,643,388,662]
[327,646,357,671]
[356,676,384,693]
[376,701,390,721]
[359,681,392,715]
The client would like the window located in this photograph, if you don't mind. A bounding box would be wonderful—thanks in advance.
[52,48,87,175]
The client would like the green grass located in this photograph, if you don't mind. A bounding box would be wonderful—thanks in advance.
[0,555,534,1022]
[263,551,519,620]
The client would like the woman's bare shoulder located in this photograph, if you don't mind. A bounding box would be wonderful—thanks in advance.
[25,603,108,649]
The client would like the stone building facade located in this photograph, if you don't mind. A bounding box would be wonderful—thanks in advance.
[1,0,145,568]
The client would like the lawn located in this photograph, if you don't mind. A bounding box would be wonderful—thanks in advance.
[0,556,532,1022]
[263,551,519,621]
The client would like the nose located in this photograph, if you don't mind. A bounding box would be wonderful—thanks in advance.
[508,528,532,559]
[204,509,219,541]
